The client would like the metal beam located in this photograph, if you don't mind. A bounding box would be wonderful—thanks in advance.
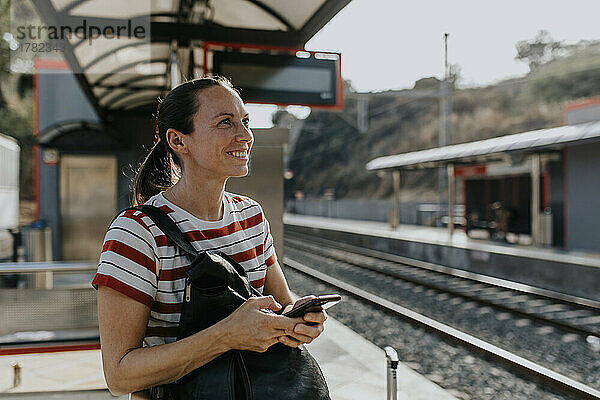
[297,0,353,44]
[59,0,88,16]
[90,57,169,86]
[81,41,155,71]
[93,73,165,91]
[150,21,301,47]
[109,90,162,109]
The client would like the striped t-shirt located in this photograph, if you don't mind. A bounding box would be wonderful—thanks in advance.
[92,191,277,346]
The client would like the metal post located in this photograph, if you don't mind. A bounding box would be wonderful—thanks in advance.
[530,154,541,245]
[392,170,401,229]
[170,48,179,89]
[385,346,399,400]
[438,33,451,226]
[12,362,22,388]
[447,163,455,239]
[357,94,369,134]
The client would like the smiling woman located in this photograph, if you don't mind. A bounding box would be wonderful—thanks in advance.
[91,77,330,400]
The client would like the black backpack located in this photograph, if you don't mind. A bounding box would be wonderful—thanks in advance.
[131,205,330,400]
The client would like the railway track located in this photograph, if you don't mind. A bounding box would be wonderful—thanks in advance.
[283,233,600,400]
[284,232,600,338]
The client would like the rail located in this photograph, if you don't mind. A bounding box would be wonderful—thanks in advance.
[0,261,99,351]
[0,261,97,274]
[284,257,600,400]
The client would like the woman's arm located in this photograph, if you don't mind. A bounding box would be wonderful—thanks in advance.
[263,260,328,348]
[263,260,294,308]
[98,286,299,396]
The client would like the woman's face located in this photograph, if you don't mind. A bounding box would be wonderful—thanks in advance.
[182,85,253,180]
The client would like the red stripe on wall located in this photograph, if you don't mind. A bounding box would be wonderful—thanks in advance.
[0,342,100,356]
[542,172,550,210]
[33,64,39,220]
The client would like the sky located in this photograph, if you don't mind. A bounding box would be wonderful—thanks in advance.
[248,0,600,127]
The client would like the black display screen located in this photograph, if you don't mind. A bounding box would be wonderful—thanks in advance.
[212,50,338,106]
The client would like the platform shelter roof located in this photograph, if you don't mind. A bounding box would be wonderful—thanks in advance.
[32,0,352,118]
[366,120,600,171]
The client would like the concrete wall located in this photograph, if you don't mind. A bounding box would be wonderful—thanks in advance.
[226,128,288,261]
[566,142,600,253]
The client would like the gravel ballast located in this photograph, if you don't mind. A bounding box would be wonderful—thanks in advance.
[284,250,592,400]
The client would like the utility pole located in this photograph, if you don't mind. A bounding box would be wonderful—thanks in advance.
[438,33,452,226]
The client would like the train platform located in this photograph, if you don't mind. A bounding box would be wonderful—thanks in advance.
[0,311,457,400]
[284,213,600,301]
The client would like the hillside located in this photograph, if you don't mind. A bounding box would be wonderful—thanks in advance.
[285,41,600,201]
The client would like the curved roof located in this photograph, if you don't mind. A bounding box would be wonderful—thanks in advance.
[33,0,352,117]
[366,120,600,171]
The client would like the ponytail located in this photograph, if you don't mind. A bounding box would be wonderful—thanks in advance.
[131,76,238,205]
[132,140,178,205]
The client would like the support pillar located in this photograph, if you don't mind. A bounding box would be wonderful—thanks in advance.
[391,170,401,229]
[447,164,455,239]
[530,154,541,245]
[170,47,179,88]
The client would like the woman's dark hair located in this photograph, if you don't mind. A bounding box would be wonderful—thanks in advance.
[133,76,237,205]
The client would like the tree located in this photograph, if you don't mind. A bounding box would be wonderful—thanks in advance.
[447,63,461,87]
[515,30,565,72]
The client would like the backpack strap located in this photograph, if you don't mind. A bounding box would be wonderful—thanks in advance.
[127,205,198,257]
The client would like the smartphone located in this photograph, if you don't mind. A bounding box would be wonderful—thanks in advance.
[283,294,342,318]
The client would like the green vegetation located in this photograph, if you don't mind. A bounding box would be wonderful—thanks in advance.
[1,0,37,200]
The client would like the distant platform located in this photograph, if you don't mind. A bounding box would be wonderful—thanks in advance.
[284,214,600,301]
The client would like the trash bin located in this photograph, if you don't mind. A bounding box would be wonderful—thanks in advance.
[22,221,53,289]
[22,221,53,262]
[542,208,553,247]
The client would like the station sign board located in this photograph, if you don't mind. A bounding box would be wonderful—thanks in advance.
[204,42,343,110]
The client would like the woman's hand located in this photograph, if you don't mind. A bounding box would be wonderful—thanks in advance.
[279,295,328,348]
[221,296,303,352]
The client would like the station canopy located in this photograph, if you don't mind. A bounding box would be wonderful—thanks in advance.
[32,0,352,118]
[366,120,600,171]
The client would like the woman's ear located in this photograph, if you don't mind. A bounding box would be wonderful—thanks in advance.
[165,128,187,154]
